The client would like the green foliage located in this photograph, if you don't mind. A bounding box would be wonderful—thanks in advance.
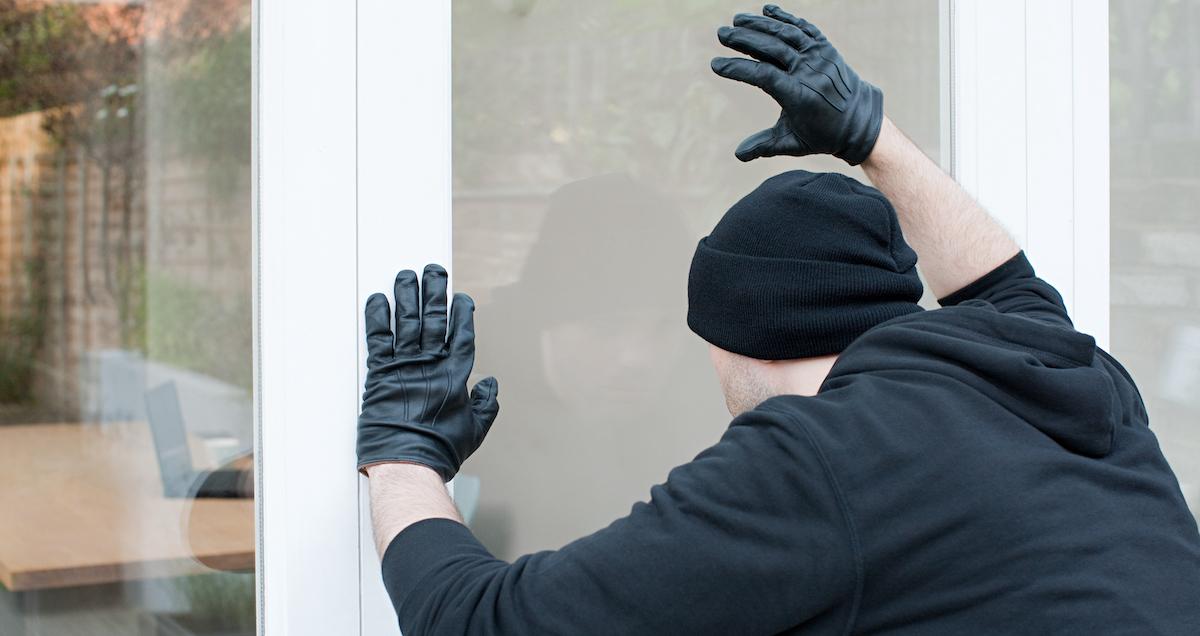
[0,1,89,117]
[145,272,252,391]
[162,24,252,202]
[0,0,142,150]
[175,572,256,632]
[0,2,255,426]
[0,257,48,403]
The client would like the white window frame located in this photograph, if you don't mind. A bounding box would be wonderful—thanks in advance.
[948,0,1110,346]
[354,2,454,634]
[253,1,1110,634]
[255,0,363,634]
[256,0,452,634]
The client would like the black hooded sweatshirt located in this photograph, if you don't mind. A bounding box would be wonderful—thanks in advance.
[380,252,1200,634]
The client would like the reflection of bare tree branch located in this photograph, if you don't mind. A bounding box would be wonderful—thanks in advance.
[54,148,67,395]
[118,132,141,348]
[99,153,113,296]
[77,146,92,303]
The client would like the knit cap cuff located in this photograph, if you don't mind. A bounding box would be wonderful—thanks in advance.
[687,237,924,359]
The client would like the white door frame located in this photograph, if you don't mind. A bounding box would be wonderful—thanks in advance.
[253,1,1111,634]
[948,0,1110,346]
[355,2,454,634]
[255,0,362,634]
[256,0,453,633]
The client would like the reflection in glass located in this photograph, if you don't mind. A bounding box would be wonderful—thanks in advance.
[1110,0,1200,519]
[0,1,253,633]
[453,0,941,559]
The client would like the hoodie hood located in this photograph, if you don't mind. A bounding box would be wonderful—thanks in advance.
[821,299,1118,458]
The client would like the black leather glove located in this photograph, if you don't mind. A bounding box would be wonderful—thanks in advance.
[711,5,883,165]
[357,264,499,481]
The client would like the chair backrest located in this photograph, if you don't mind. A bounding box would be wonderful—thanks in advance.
[144,381,195,497]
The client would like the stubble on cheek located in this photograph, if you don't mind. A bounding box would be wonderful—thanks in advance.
[720,358,775,417]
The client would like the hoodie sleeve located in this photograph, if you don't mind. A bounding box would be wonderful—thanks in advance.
[379,409,858,635]
[937,251,1072,327]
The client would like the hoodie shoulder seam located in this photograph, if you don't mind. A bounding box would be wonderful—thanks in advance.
[763,404,865,635]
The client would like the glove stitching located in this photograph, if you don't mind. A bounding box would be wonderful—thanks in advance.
[431,367,452,427]
[396,369,409,421]
[799,63,847,112]
[746,129,803,157]
[825,54,853,97]
[420,365,430,419]
[804,55,850,102]
[473,380,493,441]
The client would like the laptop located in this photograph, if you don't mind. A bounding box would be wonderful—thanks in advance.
[144,381,253,499]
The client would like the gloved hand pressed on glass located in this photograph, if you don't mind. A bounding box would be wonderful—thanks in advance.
[711,4,883,165]
[357,264,499,481]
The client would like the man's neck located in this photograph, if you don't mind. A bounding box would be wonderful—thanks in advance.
[773,354,840,397]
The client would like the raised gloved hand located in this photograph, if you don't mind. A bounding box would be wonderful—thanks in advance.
[357,264,499,481]
[711,4,883,165]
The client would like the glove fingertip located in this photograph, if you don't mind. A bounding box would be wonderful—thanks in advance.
[472,377,500,423]
[735,135,772,162]
[363,292,383,315]
[394,269,418,287]
[472,376,498,399]
[451,291,476,313]
[364,294,392,330]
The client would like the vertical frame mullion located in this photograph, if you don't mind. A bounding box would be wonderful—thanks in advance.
[1026,0,1078,313]
[950,0,1030,244]
[1070,1,1111,348]
[256,0,362,634]
[356,2,454,634]
[948,0,1109,346]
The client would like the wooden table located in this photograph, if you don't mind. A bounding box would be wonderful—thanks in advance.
[0,422,253,591]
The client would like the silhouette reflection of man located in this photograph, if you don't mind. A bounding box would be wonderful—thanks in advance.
[469,173,727,558]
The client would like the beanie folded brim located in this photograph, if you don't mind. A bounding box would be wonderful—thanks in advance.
[687,238,924,359]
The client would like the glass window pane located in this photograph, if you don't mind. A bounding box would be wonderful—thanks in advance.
[452,0,941,559]
[1110,0,1200,520]
[0,1,254,633]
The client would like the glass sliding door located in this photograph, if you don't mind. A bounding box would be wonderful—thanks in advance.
[451,0,942,559]
[0,1,255,634]
[1110,0,1200,519]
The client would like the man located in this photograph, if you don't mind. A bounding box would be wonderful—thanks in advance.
[357,5,1200,634]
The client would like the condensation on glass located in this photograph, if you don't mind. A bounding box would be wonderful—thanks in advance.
[1110,0,1200,520]
[0,1,254,633]
[452,0,941,559]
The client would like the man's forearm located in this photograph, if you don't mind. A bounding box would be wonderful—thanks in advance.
[861,116,1020,298]
[367,463,463,557]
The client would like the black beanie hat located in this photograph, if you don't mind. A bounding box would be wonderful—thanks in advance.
[687,170,923,359]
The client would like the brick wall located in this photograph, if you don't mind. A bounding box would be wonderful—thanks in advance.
[0,108,251,423]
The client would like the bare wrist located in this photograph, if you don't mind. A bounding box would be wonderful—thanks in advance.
[862,115,898,169]
[367,461,461,556]
[364,461,443,482]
